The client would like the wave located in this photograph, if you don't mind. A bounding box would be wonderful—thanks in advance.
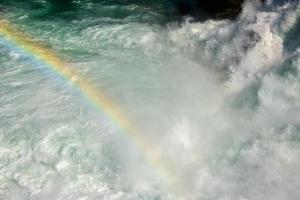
[1,0,300,200]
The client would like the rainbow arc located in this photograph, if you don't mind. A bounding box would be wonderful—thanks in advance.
[0,20,189,200]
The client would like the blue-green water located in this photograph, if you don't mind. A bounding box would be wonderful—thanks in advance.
[1,1,300,200]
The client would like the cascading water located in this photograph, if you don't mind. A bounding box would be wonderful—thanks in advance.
[1,0,300,200]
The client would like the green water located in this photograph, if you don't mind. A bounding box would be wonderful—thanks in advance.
[1,1,300,200]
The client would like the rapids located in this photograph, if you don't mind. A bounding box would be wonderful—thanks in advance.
[1,0,300,200]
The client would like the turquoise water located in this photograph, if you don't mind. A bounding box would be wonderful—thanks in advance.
[1,1,300,200]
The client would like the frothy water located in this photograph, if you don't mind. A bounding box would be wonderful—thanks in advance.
[1,0,300,199]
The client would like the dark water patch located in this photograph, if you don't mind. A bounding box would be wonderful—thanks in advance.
[276,54,299,78]
[166,0,246,20]
[283,16,300,53]
[241,30,261,52]
[0,0,251,22]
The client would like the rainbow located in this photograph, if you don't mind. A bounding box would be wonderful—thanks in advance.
[0,20,189,199]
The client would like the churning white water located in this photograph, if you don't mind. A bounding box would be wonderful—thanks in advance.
[1,0,300,199]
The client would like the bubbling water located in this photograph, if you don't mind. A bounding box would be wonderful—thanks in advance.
[1,0,300,200]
